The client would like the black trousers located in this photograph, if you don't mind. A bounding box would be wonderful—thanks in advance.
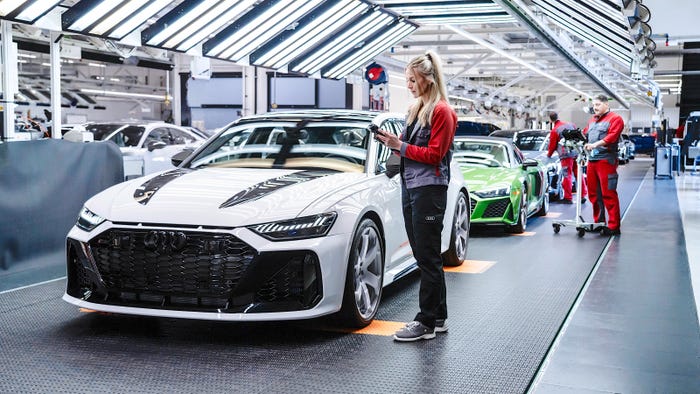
[401,184,448,329]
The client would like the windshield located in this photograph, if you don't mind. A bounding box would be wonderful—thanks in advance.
[107,126,146,147]
[514,134,546,151]
[453,140,509,168]
[85,124,129,141]
[185,121,370,173]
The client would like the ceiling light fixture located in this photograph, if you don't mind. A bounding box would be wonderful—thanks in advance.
[0,0,61,23]
[80,88,169,101]
[252,0,368,69]
[291,10,391,74]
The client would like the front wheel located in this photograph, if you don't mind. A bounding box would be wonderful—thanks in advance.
[536,192,549,217]
[337,218,384,328]
[443,192,469,266]
[508,189,527,233]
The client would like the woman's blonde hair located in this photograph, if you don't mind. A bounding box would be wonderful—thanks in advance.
[406,50,449,127]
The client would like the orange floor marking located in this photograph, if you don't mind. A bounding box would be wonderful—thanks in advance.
[79,308,97,313]
[349,320,405,336]
[510,231,535,237]
[444,259,495,273]
[545,212,562,218]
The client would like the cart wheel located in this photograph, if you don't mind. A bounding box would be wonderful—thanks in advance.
[577,228,586,238]
[553,224,561,234]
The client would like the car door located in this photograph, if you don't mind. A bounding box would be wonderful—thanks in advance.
[141,127,179,175]
[376,119,413,277]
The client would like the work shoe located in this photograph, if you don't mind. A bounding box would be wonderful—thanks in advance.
[435,319,448,333]
[600,226,621,236]
[561,199,573,204]
[581,197,587,204]
[393,321,436,342]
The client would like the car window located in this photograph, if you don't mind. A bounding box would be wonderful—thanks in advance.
[87,124,127,141]
[376,120,400,172]
[515,134,547,151]
[109,126,145,147]
[169,128,196,144]
[453,141,507,167]
[143,127,170,146]
[186,121,370,172]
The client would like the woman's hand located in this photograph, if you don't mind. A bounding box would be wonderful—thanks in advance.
[375,129,402,151]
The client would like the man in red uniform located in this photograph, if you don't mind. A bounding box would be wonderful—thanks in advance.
[583,95,624,236]
[547,112,587,204]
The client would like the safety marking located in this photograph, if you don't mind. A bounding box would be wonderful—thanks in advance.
[348,320,406,336]
[510,231,535,237]
[545,212,562,218]
[79,308,97,313]
[444,259,495,273]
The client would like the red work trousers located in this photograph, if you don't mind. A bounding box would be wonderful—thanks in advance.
[561,157,574,200]
[586,159,621,231]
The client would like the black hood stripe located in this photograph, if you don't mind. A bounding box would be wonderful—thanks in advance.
[134,169,192,205]
[219,170,332,209]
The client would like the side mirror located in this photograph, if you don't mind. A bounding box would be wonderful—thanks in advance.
[171,148,194,167]
[522,158,539,168]
[384,154,401,178]
[147,140,167,152]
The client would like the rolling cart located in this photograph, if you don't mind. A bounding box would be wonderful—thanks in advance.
[552,130,605,237]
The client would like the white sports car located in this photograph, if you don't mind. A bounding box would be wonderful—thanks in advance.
[64,110,470,327]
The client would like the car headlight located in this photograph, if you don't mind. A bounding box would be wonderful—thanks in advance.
[77,206,106,231]
[248,212,337,241]
[473,186,510,198]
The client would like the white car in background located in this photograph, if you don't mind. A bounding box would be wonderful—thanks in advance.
[63,110,470,328]
[84,122,206,179]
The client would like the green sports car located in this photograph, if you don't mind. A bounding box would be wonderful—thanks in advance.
[454,136,549,233]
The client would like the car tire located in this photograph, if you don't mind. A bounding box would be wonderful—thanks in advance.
[443,191,469,267]
[536,191,549,216]
[337,218,384,328]
[508,190,527,233]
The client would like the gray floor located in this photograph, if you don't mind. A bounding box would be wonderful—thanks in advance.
[1,158,699,393]
[533,160,700,393]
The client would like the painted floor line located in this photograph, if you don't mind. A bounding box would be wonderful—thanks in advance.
[444,259,495,273]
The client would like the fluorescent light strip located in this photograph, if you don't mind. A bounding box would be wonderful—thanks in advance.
[88,0,148,35]
[164,0,239,49]
[176,0,256,52]
[15,0,61,21]
[220,0,321,61]
[257,0,367,68]
[324,24,415,79]
[388,4,503,15]
[293,12,390,74]
[108,0,171,38]
[146,1,215,46]
[445,25,589,97]
[0,0,24,16]
[538,6,631,65]
[206,0,290,57]
[416,16,515,25]
[81,88,168,100]
[536,1,631,52]
[542,0,629,39]
[69,0,123,31]
[588,0,627,25]
[325,27,414,79]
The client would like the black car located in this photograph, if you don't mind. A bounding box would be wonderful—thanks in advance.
[456,120,500,136]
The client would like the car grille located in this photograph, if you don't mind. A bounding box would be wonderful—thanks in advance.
[89,229,253,298]
[482,198,510,218]
[66,229,322,313]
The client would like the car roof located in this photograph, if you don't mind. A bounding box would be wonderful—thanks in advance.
[490,129,547,137]
[234,110,404,125]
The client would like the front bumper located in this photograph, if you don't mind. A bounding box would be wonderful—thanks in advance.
[64,222,349,321]
[469,196,517,225]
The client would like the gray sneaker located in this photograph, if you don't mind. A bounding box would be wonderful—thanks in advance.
[435,319,448,333]
[393,321,436,342]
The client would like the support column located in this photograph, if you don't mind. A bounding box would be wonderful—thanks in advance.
[171,53,182,125]
[242,65,256,116]
[49,31,62,138]
[1,20,16,140]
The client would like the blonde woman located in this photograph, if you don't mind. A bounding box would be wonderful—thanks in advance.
[375,51,457,341]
